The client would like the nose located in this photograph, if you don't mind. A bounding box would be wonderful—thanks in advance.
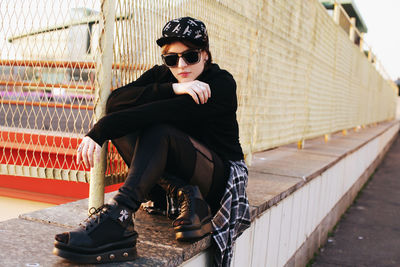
[177,56,187,68]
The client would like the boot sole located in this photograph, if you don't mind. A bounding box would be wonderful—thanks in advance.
[53,236,138,263]
[54,235,137,252]
[175,220,213,241]
[53,246,138,264]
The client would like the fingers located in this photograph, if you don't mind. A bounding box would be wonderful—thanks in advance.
[76,139,88,167]
[193,85,206,104]
[82,141,90,169]
[172,81,211,105]
[87,140,95,168]
[199,82,211,99]
[76,137,101,169]
[187,88,200,104]
[193,81,210,104]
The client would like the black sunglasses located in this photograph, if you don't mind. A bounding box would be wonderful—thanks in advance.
[161,50,201,67]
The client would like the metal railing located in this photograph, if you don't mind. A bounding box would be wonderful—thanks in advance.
[0,0,397,208]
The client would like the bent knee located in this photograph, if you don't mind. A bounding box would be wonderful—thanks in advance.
[142,124,177,139]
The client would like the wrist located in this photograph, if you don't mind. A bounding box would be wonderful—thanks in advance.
[172,83,180,94]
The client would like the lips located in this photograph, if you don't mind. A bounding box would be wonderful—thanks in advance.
[178,72,190,77]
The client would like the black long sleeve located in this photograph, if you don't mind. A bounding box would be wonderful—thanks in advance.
[105,65,176,114]
[87,64,243,161]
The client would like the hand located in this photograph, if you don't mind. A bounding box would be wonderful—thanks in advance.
[76,136,101,169]
[172,80,211,104]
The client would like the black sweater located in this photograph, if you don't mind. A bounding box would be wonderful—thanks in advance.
[86,63,244,161]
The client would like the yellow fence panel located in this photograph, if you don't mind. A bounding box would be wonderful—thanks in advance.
[0,0,397,191]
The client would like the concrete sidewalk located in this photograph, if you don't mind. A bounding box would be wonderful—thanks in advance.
[312,134,400,266]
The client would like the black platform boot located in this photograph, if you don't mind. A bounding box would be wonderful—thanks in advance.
[173,185,213,241]
[53,202,138,264]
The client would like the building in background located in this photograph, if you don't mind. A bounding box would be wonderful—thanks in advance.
[320,0,368,35]
[1,8,98,99]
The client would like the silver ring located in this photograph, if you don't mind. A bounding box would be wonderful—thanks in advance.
[77,145,82,152]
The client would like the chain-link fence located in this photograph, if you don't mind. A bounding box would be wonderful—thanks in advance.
[0,1,101,183]
[1,0,397,200]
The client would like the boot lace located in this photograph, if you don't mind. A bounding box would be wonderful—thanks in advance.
[179,188,192,215]
[80,204,111,230]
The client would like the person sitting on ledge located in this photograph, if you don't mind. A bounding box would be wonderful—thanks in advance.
[53,16,250,266]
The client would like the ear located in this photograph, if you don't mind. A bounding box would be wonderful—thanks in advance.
[202,51,208,61]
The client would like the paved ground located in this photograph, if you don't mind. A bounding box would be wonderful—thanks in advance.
[312,135,400,267]
[0,196,54,222]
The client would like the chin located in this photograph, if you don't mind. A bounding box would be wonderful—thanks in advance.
[178,77,195,83]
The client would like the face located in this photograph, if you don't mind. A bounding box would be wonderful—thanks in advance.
[163,42,208,83]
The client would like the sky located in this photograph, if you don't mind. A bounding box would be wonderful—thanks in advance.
[353,0,400,81]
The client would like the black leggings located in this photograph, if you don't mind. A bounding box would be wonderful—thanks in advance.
[112,124,229,214]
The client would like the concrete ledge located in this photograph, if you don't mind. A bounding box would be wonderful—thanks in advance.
[247,121,398,218]
[0,120,398,266]
[14,192,211,266]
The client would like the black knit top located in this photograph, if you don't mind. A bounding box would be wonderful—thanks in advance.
[86,63,244,162]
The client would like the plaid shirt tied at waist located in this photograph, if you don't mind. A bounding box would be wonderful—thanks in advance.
[212,159,251,267]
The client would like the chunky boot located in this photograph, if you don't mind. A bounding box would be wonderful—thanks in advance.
[155,174,186,220]
[53,203,138,264]
[173,185,213,241]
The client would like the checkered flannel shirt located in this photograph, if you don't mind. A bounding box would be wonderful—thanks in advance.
[212,159,251,267]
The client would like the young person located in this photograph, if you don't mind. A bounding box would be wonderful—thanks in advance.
[53,17,250,266]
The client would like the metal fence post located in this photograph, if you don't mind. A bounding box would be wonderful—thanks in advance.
[349,17,356,42]
[333,3,340,25]
[88,0,116,210]
[359,32,364,53]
